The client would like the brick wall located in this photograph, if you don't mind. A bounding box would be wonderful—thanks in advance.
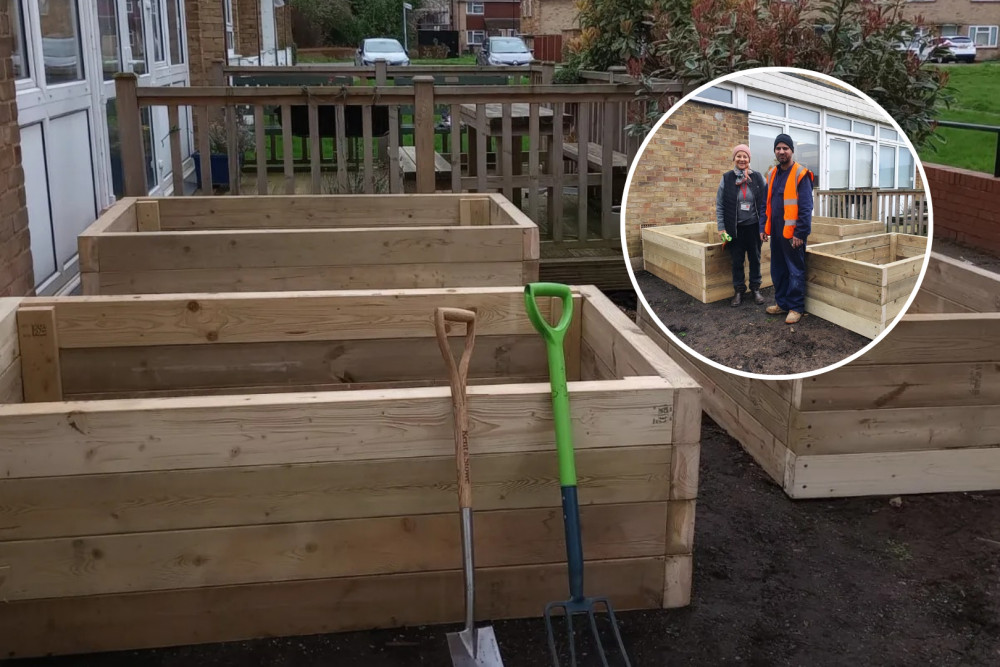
[236,0,259,56]
[184,0,225,86]
[924,163,1000,255]
[623,101,749,262]
[521,0,576,36]
[0,3,33,296]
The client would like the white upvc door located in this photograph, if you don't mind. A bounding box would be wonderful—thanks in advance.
[17,0,106,295]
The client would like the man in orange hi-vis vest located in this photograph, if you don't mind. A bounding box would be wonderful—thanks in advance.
[760,133,814,325]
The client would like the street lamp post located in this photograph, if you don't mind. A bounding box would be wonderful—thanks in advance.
[403,2,413,53]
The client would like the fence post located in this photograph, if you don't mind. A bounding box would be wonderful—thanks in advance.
[608,65,626,83]
[114,73,147,197]
[870,188,880,222]
[210,59,225,86]
[413,75,436,194]
[375,61,387,86]
[541,61,555,85]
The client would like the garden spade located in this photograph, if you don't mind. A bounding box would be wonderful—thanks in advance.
[524,283,632,667]
[434,306,505,667]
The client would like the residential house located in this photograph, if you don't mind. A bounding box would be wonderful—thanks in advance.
[518,0,578,60]
[4,0,293,297]
[9,0,192,296]
[904,0,1000,59]
[455,0,520,54]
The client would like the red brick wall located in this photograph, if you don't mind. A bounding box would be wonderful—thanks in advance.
[0,3,33,296]
[623,101,750,261]
[924,163,1000,255]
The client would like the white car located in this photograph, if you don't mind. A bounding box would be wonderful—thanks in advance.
[927,36,977,63]
[355,38,410,67]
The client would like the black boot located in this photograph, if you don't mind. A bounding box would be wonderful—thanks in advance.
[731,290,743,307]
[752,289,765,305]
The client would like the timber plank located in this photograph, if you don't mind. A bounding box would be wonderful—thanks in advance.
[92,262,529,294]
[908,290,976,315]
[16,307,62,402]
[920,252,1000,313]
[95,228,524,271]
[0,558,667,659]
[802,297,881,339]
[806,252,883,286]
[59,335,549,396]
[0,503,668,601]
[37,289,563,349]
[0,298,22,374]
[799,361,1000,411]
[807,266,882,304]
[578,286,701,392]
[641,318,792,487]
[789,404,1000,455]
[0,446,672,540]
[0,378,677,478]
[0,361,22,404]
[155,194,495,228]
[860,314,1000,364]
[788,447,1000,499]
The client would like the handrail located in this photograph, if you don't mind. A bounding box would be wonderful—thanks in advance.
[935,120,1000,177]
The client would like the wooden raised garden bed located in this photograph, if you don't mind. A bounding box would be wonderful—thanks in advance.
[809,216,884,244]
[805,233,927,339]
[637,252,1000,499]
[79,193,539,294]
[641,222,774,303]
[0,286,700,658]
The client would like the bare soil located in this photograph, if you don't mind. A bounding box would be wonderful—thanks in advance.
[630,272,872,376]
[11,416,999,667]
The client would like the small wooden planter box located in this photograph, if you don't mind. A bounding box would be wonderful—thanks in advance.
[0,286,700,658]
[79,193,539,294]
[805,233,927,339]
[809,216,884,244]
[641,222,773,303]
[637,252,1000,499]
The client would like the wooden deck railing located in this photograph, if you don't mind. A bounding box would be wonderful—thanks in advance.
[115,72,643,245]
[814,188,929,236]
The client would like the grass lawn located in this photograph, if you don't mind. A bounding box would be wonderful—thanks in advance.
[918,61,1000,174]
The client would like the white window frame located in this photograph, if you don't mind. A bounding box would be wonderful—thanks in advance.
[223,0,236,57]
[12,0,37,92]
[467,29,486,45]
[522,0,533,18]
[969,25,999,47]
[468,2,485,15]
[694,85,736,107]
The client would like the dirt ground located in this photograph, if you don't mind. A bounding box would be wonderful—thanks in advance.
[628,234,1000,377]
[12,416,999,667]
[629,272,872,376]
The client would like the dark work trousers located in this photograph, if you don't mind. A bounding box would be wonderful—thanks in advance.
[770,235,807,312]
[728,223,763,293]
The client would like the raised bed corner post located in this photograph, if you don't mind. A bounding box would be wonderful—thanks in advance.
[413,75,436,194]
[114,73,148,197]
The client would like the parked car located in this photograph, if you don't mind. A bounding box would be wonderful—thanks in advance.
[927,36,977,63]
[476,36,533,66]
[355,38,410,67]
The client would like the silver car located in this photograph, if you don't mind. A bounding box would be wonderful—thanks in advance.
[477,36,533,66]
[355,38,410,66]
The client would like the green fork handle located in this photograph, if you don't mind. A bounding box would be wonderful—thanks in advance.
[524,283,576,487]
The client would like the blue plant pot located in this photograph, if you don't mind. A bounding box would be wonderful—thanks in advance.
[192,152,240,188]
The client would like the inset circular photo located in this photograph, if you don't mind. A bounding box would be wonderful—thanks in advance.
[622,67,933,380]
